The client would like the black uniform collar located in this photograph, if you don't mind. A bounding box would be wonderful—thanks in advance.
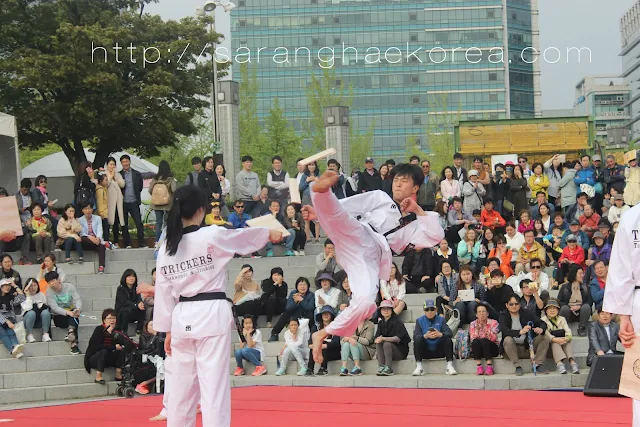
[183,225,201,234]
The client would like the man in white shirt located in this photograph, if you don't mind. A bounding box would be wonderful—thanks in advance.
[505,222,525,264]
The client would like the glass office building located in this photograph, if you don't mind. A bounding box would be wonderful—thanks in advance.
[231,0,540,159]
[621,0,640,142]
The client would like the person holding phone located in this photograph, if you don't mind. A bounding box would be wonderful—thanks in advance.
[45,271,82,355]
[84,309,124,384]
[412,299,456,376]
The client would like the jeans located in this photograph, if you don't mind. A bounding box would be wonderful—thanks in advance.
[266,229,295,251]
[23,309,51,334]
[154,210,166,242]
[340,341,367,361]
[454,301,478,325]
[0,326,19,351]
[63,237,84,260]
[235,347,262,368]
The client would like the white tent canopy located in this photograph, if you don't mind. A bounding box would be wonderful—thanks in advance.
[0,112,20,192]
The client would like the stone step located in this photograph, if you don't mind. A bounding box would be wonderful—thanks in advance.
[6,248,156,263]
[0,367,115,389]
[0,381,118,404]
[0,354,85,374]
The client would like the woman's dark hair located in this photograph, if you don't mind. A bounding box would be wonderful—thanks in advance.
[30,202,43,213]
[155,160,173,180]
[435,200,447,216]
[102,308,117,322]
[151,267,156,275]
[506,294,521,305]
[35,175,47,185]
[295,277,310,292]
[288,318,299,326]
[390,262,403,283]
[486,257,501,267]
[495,236,506,245]
[23,278,39,294]
[505,220,516,230]
[80,201,93,211]
[44,271,59,282]
[43,253,56,264]
[216,163,226,176]
[270,267,283,279]
[533,219,546,235]
[475,302,489,313]
[389,163,422,187]
[439,259,452,272]
[106,156,117,166]
[567,264,583,283]
[538,203,550,217]
[120,269,138,287]
[441,166,454,181]
[242,264,253,273]
[519,278,532,289]
[78,160,93,176]
[457,265,476,290]
[165,186,208,256]
[531,162,543,174]
[242,314,257,335]
[305,161,319,176]
[97,173,108,185]
[202,156,214,170]
[1,254,13,267]
[513,164,524,177]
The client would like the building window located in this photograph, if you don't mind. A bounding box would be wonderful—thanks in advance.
[414,137,421,145]
[412,96,420,104]
[239,0,245,5]
[311,17,318,24]
[312,37,319,46]
[311,0,317,4]
[335,79,342,86]
[239,20,246,27]
[512,12,517,19]
[489,72,497,81]
[333,37,341,44]
[411,75,419,83]
[410,33,418,42]
[413,116,421,125]
[489,92,498,101]
[333,16,340,23]
[489,113,499,119]
[409,13,417,21]
[487,10,495,18]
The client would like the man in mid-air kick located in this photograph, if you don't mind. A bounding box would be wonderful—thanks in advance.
[302,163,444,364]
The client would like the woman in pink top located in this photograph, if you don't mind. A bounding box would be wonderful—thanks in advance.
[440,166,461,205]
[469,302,499,375]
[517,210,534,234]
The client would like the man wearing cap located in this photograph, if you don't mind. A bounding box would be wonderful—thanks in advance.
[603,154,626,195]
[603,199,640,425]
[358,157,382,193]
[562,219,589,251]
[412,299,456,376]
[597,222,615,246]
[608,194,630,224]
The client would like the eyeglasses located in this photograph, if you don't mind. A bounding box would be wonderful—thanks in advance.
[424,307,436,312]
[507,302,519,307]
[530,265,541,270]
[519,160,526,164]
[235,205,245,209]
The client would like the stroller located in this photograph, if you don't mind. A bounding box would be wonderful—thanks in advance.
[113,330,165,398]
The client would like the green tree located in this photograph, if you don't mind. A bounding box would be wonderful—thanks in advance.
[349,123,375,171]
[238,63,265,159]
[0,0,226,175]
[259,98,302,178]
[20,143,62,169]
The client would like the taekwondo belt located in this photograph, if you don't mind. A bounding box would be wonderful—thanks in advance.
[178,292,246,343]
[636,286,640,290]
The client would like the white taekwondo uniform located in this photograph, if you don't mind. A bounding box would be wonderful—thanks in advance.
[310,189,443,338]
[154,225,270,427]
[603,203,640,426]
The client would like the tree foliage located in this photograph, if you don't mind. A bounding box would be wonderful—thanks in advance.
[0,0,226,175]
[238,63,265,158]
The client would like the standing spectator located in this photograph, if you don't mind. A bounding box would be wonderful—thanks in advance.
[589,260,608,312]
[339,318,375,376]
[1,255,22,289]
[574,154,596,199]
[491,163,509,215]
[540,299,579,374]
[114,269,145,335]
[149,160,177,242]
[440,167,461,205]
[266,155,290,207]
[379,262,407,316]
[263,200,295,257]
[499,294,549,376]
[275,318,308,376]
[95,174,110,242]
[418,160,438,211]
[0,188,31,264]
[358,157,382,193]
[587,310,621,366]
[509,164,529,218]
[452,153,468,186]
[84,309,124,384]
[299,161,322,242]
[235,155,262,215]
[469,302,500,375]
[251,186,271,218]
[33,175,57,241]
[233,315,267,377]
[558,161,578,214]
[462,170,486,213]
[215,164,231,216]
[306,306,340,376]
[260,267,288,328]
[21,277,51,342]
[104,157,125,247]
[327,159,346,199]
[184,156,202,186]
[315,239,343,275]
[543,154,563,207]
[412,299,457,376]
[603,154,626,194]
[473,157,491,195]
[78,202,106,274]
[374,300,410,376]
[232,265,262,320]
[268,277,315,342]
[0,278,25,358]
[608,194,629,224]
[401,247,436,293]
[28,202,53,263]
[557,265,591,337]
[528,163,549,198]
[285,204,306,255]
[591,155,605,213]
[57,204,84,264]
[45,271,81,354]
[345,168,361,198]
[197,156,222,206]
[379,165,392,197]
[114,155,144,248]
[73,161,96,208]
[228,200,251,229]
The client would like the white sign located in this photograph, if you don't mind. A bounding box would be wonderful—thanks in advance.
[490,154,518,172]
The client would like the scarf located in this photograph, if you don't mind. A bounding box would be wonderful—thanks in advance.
[569,282,582,306]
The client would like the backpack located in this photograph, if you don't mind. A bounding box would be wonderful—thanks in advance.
[76,180,94,207]
[152,181,170,206]
[454,328,471,360]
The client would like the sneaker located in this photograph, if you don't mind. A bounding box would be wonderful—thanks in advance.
[42,333,52,342]
[266,249,274,257]
[485,365,494,376]
[418,288,427,294]
[515,366,524,376]
[275,367,286,376]
[349,367,363,376]
[251,253,262,258]
[556,362,567,374]
[64,258,72,264]
[65,330,75,342]
[233,367,245,376]
[297,367,308,376]
[284,250,295,257]
[268,335,279,342]
[135,384,150,395]
[445,365,458,376]
[339,367,349,376]
[381,366,394,376]
[98,266,105,274]
[304,368,314,377]
[298,250,305,256]
[376,366,385,376]
[11,344,24,357]
[26,334,36,343]
[577,326,587,337]
[252,365,267,376]
[266,322,272,328]
[412,366,424,376]
[570,361,580,374]
[476,365,484,376]
[19,257,32,265]
[126,245,132,249]
[70,346,81,355]
[78,258,84,264]
[536,365,547,375]
[293,251,299,256]
[316,367,328,376]
[14,350,24,359]
[36,258,43,265]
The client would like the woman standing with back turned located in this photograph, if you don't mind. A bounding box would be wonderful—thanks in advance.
[153,186,281,427]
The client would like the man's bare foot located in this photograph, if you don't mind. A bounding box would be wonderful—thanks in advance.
[149,414,167,421]
[311,171,338,193]
[311,330,328,364]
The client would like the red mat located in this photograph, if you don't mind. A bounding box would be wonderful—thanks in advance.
[0,387,632,427]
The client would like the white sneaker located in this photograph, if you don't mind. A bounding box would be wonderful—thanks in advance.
[11,344,24,358]
[42,333,52,342]
[445,365,458,376]
[26,334,36,343]
[293,250,299,256]
[299,250,306,256]
[412,366,424,376]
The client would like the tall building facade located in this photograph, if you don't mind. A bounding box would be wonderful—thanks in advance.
[231,0,540,159]
[621,0,640,143]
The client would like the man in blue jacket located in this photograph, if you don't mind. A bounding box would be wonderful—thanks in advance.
[589,260,607,312]
[573,155,595,199]
[412,299,456,376]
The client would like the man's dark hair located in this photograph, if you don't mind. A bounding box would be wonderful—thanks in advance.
[270,199,280,207]
[523,229,535,236]
[324,238,333,247]
[234,200,244,207]
[120,154,131,162]
[536,191,546,197]
[0,187,8,197]
[518,156,528,162]
[409,155,420,163]
[327,158,339,167]
[44,271,59,282]
[20,178,32,189]
[451,196,462,205]
[272,155,282,163]
[529,257,542,266]
[490,269,504,278]
[487,257,501,267]
[102,308,116,322]
[484,198,494,205]
[389,163,423,187]
[473,157,483,163]
[453,153,464,160]
[80,202,93,210]
[241,155,253,162]
[191,156,201,165]
[385,159,396,166]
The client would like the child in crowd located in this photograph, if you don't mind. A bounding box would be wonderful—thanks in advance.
[21,277,52,343]
[233,315,267,376]
[275,318,308,376]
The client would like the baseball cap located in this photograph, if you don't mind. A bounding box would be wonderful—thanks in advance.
[569,219,580,226]
[614,194,623,201]
[593,231,605,240]
[365,157,374,163]
[592,155,602,161]
[379,299,394,309]
[543,298,561,311]
[468,170,479,177]
[0,278,13,287]
[566,234,578,242]
[423,299,436,310]
[598,222,611,229]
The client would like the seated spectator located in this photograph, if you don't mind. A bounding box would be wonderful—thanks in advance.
[15,180,38,262]
[488,237,514,278]
[556,233,585,284]
[306,305,340,376]
[205,202,232,227]
[451,265,484,325]
[469,302,500,375]
[233,315,267,376]
[142,268,155,321]
[1,254,22,289]
[268,277,315,342]
[21,277,51,343]
[115,269,145,335]
[435,260,459,315]
[335,270,351,312]
[531,193,555,221]
[483,269,511,320]
[315,272,341,313]
[264,200,295,257]
[232,265,262,320]
[540,299,579,374]
[284,203,306,255]
[457,228,481,271]
[435,200,449,231]
[551,212,568,232]
[84,308,124,384]
[435,239,459,272]
[607,194,629,224]
[57,204,84,263]
[557,265,591,337]
[578,204,600,239]
[78,202,106,274]
[46,271,82,354]
[562,220,590,251]
[339,318,375,376]
[515,230,546,275]
[533,219,546,245]
[522,258,550,299]
[517,210,534,234]
[228,200,251,229]
[0,278,25,358]
[135,320,164,394]
[587,309,622,366]
[446,197,476,245]
[250,186,270,219]
[275,318,307,376]
[589,260,607,312]
[374,300,410,376]
[585,232,611,285]
[597,221,614,246]
[37,254,65,293]
[478,257,500,288]
[380,262,407,315]
[315,239,343,275]
[28,202,53,263]
[0,187,31,264]
[477,228,496,272]
[480,198,506,232]
[402,247,436,293]
[518,278,544,318]
[499,293,550,376]
[260,267,288,328]
[505,222,524,265]
[542,225,564,264]
[412,299,456,376]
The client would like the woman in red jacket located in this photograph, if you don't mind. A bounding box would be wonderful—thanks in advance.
[557,234,585,284]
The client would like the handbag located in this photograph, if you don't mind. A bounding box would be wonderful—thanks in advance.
[446,308,461,335]
[13,321,27,344]
[503,199,515,214]
[550,329,566,338]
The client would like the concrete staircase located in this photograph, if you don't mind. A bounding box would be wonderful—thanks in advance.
[2,245,592,405]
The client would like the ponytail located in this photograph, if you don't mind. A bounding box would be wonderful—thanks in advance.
[165,186,208,256]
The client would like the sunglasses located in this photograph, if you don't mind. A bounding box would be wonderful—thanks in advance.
[507,302,519,307]
[424,307,436,312]
[235,205,245,209]
[530,265,541,270]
